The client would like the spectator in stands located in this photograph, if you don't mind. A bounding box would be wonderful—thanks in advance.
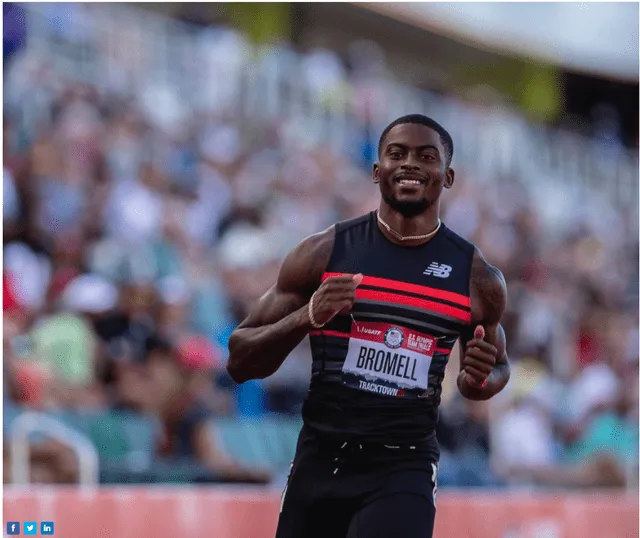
[29,274,117,410]
[437,397,501,487]
[154,276,192,343]
[147,336,271,484]
[262,338,311,416]
[3,438,80,485]
[507,376,637,490]
[489,356,560,486]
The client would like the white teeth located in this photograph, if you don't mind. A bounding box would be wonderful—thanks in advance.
[398,179,421,185]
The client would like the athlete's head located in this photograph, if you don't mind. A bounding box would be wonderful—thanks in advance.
[374,114,454,218]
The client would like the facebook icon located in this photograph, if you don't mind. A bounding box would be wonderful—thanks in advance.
[41,521,55,535]
[6,521,20,534]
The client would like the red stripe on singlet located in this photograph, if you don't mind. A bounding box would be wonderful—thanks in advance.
[322,272,470,308]
[356,288,471,322]
[309,330,349,338]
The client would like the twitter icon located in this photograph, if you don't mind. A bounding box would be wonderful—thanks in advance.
[23,521,37,535]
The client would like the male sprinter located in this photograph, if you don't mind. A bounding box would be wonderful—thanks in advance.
[227,114,510,538]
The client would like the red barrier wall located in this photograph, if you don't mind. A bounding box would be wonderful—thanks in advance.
[3,487,638,538]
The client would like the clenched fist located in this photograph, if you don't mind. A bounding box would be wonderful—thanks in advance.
[309,273,363,327]
[462,325,497,388]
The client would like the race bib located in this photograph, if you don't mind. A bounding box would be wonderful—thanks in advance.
[341,321,435,398]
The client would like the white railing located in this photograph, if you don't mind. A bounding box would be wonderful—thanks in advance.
[10,411,100,489]
[11,3,639,215]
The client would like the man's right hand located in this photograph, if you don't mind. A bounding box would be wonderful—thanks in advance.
[227,227,337,382]
[309,273,363,327]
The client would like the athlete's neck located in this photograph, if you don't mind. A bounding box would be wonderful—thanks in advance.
[376,204,441,246]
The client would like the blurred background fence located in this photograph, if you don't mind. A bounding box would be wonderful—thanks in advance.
[4,488,639,538]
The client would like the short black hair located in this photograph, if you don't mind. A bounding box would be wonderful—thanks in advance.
[145,334,173,357]
[378,114,454,165]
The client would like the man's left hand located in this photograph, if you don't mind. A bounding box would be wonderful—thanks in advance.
[462,325,497,388]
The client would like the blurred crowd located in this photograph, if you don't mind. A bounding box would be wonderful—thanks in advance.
[3,3,638,489]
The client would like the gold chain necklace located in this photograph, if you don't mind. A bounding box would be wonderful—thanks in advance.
[376,211,441,242]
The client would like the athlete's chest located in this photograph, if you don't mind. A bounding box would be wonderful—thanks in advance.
[327,229,472,308]
[329,223,471,291]
[315,231,474,399]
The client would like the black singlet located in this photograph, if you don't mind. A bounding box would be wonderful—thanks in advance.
[301,211,475,453]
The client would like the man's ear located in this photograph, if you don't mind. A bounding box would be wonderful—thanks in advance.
[444,168,455,189]
[373,162,380,184]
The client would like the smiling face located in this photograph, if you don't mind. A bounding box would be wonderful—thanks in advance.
[374,123,454,218]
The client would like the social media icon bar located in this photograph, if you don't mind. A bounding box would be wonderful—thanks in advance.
[41,521,55,535]
[5,520,55,535]
[6,521,21,535]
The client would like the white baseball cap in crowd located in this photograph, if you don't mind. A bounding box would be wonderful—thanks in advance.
[61,273,119,314]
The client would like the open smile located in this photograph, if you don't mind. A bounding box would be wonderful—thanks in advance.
[395,174,426,186]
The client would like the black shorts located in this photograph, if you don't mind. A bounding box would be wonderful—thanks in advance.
[275,427,438,538]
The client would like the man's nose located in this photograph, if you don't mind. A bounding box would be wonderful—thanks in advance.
[400,158,420,171]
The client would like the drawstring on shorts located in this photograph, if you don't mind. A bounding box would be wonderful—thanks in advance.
[333,441,364,475]
[332,442,418,474]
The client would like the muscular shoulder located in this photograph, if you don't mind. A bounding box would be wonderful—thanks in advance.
[277,226,336,297]
[470,248,507,324]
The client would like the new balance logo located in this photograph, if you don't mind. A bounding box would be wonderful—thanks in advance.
[423,263,452,278]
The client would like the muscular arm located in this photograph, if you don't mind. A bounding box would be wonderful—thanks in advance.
[457,249,510,401]
[226,227,334,383]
